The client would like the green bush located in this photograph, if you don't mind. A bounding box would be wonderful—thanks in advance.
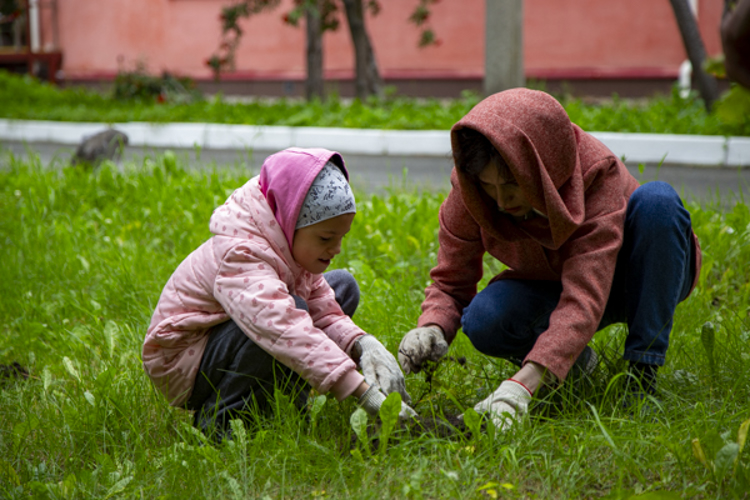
[112,65,202,104]
[713,84,750,137]
[0,70,747,136]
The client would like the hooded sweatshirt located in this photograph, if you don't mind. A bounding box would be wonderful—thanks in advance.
[142,148,365,407]
[418,89,701,382]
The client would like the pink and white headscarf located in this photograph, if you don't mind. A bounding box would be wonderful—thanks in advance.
[295,162,356,229]
[259,147,354,249]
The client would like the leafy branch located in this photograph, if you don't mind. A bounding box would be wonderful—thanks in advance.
[206,0,441,81]
[409,0,441,48]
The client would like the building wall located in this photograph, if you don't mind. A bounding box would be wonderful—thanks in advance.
[57,0,724,85]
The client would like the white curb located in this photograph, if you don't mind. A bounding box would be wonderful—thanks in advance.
[726,137,750,167]
[589,132,727,166]
[0,119,747,167]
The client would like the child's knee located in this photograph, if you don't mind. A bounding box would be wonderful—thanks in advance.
[324,269,360,316]
[461,298,514,351]
[325,269,359,294]
[628,182,690,233]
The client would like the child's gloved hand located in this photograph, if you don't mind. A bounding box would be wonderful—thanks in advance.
[357,384,418,420]
[397,325,448,374]
[471,379,532,431]
[355,334,413,405]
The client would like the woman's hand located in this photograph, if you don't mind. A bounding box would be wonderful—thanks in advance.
[471,379,532,430]
[397,325,448,374]
[466,363,553,431]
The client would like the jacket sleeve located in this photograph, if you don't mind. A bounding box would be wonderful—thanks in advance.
[525,160,628,381]
[214,241,363,400]
[418,188,486,343]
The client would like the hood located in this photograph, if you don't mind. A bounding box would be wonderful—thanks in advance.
[259,148,348,249]
[451,88,585,249]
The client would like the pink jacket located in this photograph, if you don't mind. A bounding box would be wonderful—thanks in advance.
[142,148,365,407]
[418,89,701,382]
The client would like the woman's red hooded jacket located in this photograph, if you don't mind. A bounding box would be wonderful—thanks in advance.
[417,89,701,381]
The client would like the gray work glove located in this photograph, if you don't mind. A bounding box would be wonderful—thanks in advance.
[472,379,532,431]
[398,325,449,374]
[355,334,412,405]
[357,385,418,420]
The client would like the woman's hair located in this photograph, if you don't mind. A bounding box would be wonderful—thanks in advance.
[453,128,512,180]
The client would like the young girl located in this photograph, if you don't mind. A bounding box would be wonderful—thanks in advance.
[398,89,701,429]
[143,147,414,439]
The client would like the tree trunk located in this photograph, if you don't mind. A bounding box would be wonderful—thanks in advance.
[668,0,720,111]
[341,0,383,100]
[484,0,524,96]
[305,1,324,100]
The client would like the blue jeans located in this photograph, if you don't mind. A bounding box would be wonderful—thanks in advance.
[461,182,696,368]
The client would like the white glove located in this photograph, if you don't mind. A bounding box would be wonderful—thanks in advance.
[357,385,418,420]
[355,334,412,405]
[472,379,532,431]
[398,325,448,374]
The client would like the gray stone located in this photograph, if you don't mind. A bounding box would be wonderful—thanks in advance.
[72,129,129,167]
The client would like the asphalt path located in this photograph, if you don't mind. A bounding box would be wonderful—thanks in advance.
[3,141,750,206]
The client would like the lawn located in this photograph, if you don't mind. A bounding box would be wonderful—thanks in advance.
[1,150,749,499]
[2,70,750,137]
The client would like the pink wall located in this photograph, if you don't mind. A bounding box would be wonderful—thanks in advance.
[57,0,724,81]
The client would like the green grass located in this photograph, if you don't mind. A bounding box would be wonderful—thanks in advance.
[1,70,747,136]
[1,150,750,499]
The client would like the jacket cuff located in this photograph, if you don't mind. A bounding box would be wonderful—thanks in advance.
[524,353,569,384]
[328,369,365,402]
[346,333,366,362]
[417,313,457,343]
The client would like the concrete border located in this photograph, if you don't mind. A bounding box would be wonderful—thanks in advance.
[0,118,748,167]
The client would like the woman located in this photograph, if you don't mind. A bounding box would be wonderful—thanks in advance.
[398,89,701,429]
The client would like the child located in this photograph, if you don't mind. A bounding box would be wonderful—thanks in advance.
[398,89,701,429]
[143,147,414,439]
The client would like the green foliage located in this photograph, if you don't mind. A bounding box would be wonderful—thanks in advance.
[112,62,202,104]
[2,70,749,136]
[208,0,435,79]
[691,419,750,496]
[713,84,750,136]
[408,0,440,47]
[209,0,282,76]
[704,54,727,80]
[377,392,401,454]
[563,86,726,136]
[1,151,750,498]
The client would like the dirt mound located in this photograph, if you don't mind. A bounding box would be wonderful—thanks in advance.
[0,362,29,384]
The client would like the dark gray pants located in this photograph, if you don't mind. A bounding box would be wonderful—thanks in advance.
[186,269,359,438]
